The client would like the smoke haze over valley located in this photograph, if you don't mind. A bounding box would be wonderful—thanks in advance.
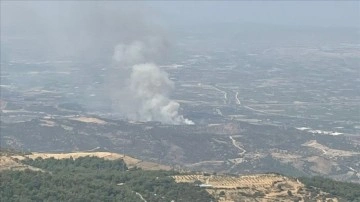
[1,1,360,194]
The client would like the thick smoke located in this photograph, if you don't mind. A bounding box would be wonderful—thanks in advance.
[1,1,193,124]
[112,40,194,125]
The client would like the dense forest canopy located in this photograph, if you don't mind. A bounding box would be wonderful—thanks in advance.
[0,157,214,202]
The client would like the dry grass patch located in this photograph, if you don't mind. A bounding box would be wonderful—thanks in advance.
[12,152,171,171]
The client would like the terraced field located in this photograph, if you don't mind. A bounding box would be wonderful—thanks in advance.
[173,174,339,202]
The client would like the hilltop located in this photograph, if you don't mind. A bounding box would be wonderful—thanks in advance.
[5,151,171,171]
[2,150,359,202]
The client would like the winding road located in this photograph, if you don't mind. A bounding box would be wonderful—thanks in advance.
[235,92,241,105]
[229,136,246,155]
[135,192,147,202]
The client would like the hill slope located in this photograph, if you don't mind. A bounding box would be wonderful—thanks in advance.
[2,151,359,202]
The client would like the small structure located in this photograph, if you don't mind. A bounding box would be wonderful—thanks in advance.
[199,184,213,188]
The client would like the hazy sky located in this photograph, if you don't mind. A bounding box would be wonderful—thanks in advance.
[1,1,359,61]
[145,1,359,27]
[2,1,359,29]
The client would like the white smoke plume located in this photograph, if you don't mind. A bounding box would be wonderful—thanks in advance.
[1,1,193,124]
[112,40,194,125]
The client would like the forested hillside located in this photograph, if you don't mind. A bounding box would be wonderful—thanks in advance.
[1,153,360,202]
[0,157,214,202]
[299,176,360,202]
